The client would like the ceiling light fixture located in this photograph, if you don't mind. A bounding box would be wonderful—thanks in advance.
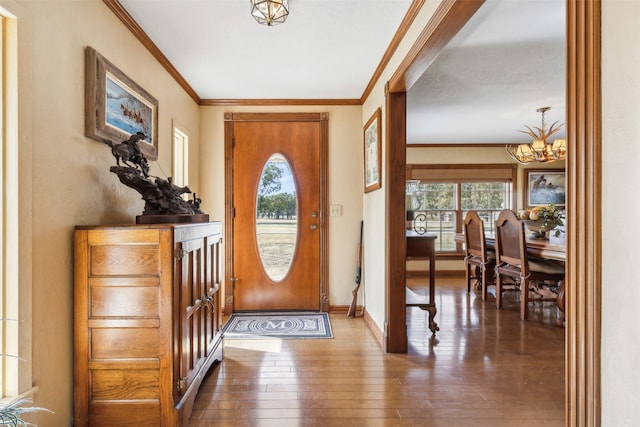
[506,107,567,165]
[250,0,289,26]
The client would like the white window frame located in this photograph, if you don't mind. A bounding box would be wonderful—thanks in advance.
[1,7,23,400]
[172,124,189,199]
[411,182,513,253]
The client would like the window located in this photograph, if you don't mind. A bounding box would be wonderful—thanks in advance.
[407,164,516,255]
[1,12,6,398]
[1,8,22,399]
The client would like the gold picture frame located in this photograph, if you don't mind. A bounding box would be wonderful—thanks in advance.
[85,46,158,160]
[364,108,382,193]
[525,169,566,208]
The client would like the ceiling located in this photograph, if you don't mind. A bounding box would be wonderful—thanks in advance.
[119,0,413,99]
[406,0,566,145]
[118,0,566,146]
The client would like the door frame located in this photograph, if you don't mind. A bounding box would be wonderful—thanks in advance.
[384,0,601,424]
[223,112,330,314]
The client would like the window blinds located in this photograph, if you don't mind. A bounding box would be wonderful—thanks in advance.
[407,164,516,183]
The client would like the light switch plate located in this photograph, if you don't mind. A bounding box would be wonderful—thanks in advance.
[330,205,343,217]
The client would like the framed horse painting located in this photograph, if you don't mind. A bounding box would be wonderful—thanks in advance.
[85,46,159,160]
[525,169,566,208]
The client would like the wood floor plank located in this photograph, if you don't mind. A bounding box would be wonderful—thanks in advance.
[189,278,564,426]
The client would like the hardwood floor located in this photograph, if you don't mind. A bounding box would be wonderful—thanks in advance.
[189,277,565,426]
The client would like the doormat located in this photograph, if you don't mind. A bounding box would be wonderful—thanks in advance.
[223,312,333,339]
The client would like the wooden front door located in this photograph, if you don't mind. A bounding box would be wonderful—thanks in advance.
[227,113,328,312]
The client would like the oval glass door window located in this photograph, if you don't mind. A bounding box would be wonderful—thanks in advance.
[256,154,298,281]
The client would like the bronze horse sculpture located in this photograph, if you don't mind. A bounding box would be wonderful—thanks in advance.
[103,132,149,177]
[103,132,205,217]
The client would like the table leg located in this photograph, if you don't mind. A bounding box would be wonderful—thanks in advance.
[427,304,440,335]
[427,242,439,334]
[406,234,439,335]
[556,279,565,327]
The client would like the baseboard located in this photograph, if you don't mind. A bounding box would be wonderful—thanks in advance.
[329,305,364,317]
[362,308,384,347]
[407,269,465,278]
[329,304,363,316]
[224,305,363,316]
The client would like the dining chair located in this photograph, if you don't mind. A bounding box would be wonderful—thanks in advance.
[463,210,495,301]
[494,209,565,320]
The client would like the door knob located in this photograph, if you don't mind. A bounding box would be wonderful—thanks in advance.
[310,211,318,218]
[310,224,318,231]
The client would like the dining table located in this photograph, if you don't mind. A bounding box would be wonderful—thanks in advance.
[455,231,566,325]
[455,231,566,260]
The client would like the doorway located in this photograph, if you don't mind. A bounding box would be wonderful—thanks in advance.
[383,0,601,423]
[224,113,329,313]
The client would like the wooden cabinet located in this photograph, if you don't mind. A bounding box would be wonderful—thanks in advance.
[74,222,224,426]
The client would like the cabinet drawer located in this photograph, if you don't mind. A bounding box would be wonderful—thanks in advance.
[91,369,160,400]
[90,285,159,317]
[90,245,159,276]
[91,328,159,359]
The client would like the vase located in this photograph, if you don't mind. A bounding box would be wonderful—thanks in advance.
[523,219,554,240]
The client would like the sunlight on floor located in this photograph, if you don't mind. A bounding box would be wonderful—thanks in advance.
[223,338,284,353]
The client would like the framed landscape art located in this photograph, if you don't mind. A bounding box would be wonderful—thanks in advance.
[85,46,159,160]
[525,169,566,207]
[364,108,381,193]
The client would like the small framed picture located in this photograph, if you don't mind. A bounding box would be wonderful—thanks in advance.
[85,46,158,160]
[525,169,566,207]
[363,108,382,193]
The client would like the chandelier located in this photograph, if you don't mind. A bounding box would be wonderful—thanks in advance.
[506,107,567,165]
[250,0,289,26]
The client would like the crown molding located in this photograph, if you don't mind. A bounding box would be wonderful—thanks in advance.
[104,0,425,108]
[360,0,425,104]
[103,0,201,104]
[199,98,360,107]
[388,0,485,93]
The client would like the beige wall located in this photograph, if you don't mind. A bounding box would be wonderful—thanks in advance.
[198,105,364,308]
[1,0,636,424]
[601,0,640,424]
[5,0,201,423]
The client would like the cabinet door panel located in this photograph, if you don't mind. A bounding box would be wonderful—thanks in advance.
[175,237,206,396]
[204,235,222,356]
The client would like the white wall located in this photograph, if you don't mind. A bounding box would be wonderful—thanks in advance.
[198,105,364,309]
[4,0,201,423]
[601,0,640,424]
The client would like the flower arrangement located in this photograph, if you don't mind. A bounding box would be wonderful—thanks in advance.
[518,204,565,238]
